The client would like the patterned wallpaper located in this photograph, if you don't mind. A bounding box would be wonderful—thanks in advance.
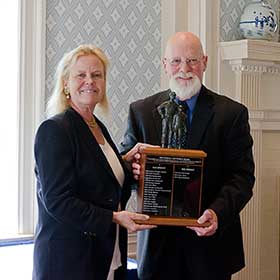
[46,0,161,145]
[220,0,279,41]
[45,0,279,144]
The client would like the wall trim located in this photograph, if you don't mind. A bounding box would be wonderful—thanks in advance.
[18,0,46,234]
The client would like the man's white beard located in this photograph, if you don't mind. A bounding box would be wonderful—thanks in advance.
[169,72,201,101]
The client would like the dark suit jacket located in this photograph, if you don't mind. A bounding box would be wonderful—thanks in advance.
[120,86,255,279]
[33,108,131,280]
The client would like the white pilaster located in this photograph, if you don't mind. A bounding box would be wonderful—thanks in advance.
[219,39,280,280]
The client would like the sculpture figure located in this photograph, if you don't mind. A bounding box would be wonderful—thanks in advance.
[157,91,177,148]
[172,104,187,148]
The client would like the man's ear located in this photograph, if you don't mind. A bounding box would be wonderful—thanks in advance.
[202,55,208,72]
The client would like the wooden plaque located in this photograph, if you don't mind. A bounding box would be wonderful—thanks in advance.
[135,147,208,227]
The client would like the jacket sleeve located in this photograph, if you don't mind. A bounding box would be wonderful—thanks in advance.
[209,105,255,231]
[119,103,139,154]
[34,119,113,238]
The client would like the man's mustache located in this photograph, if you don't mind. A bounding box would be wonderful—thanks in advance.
[173,72,194,79]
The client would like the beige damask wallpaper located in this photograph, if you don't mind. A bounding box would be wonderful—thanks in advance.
[45,0,161,145]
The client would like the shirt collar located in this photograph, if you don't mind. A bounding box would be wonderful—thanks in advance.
[174,88,201,113]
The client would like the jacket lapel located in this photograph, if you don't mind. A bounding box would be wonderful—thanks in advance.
[68,108,122,187]
[151,88,215,150]
[100,122,130,180]
[188,86,214,149]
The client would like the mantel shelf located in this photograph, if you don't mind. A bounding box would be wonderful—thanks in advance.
[219,39,280,63]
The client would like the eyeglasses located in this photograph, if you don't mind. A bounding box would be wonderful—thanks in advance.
[165,57,203,67]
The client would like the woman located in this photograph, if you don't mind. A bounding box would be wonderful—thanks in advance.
[32,45,154,280]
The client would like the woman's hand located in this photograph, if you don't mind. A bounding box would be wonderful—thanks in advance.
[113,211,157,233]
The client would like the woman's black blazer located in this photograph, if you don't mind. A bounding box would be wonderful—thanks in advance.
[33,108,131,280]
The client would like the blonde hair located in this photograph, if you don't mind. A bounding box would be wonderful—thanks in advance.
[46,44,110,118]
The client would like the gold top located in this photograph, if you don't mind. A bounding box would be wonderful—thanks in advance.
[85,118,97,128]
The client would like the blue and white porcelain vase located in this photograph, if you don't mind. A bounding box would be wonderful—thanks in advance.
[239,0,278,40]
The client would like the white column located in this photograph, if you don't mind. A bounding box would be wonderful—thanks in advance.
[233,128,262,280]
[220,39,280,280]
[160,0,188,90]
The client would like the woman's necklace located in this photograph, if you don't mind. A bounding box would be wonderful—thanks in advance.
[85,117,97,129]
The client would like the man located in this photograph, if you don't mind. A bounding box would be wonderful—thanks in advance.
[120,32,255,280]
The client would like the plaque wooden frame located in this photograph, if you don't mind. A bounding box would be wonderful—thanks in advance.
[135,147,208,227]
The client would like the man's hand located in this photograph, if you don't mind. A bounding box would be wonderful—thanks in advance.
[122,143,159,180]
[187,209,218,236]
[113,211,157,233]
